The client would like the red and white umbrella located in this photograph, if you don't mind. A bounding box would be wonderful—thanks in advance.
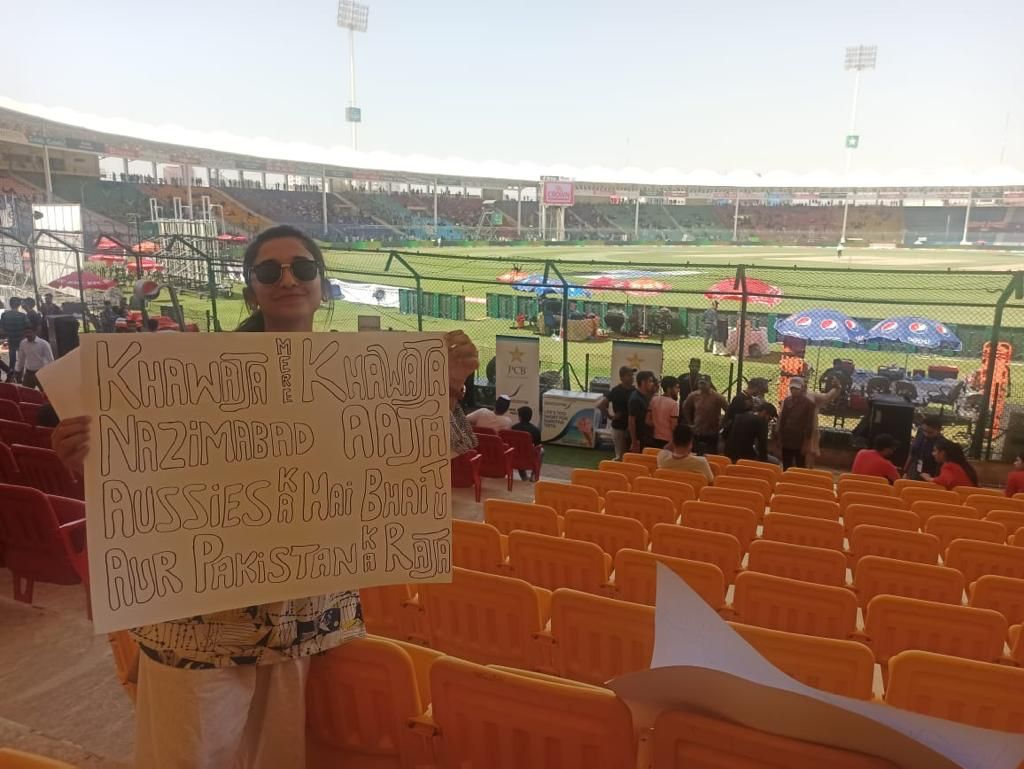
[87,252,126,264]
[624,278,670,297]
[585,275,627,289]
[705,277,783,307]
[49,270,117,291]
[125,257,165,273]
[496,270,529,283]
[95,236,124,252]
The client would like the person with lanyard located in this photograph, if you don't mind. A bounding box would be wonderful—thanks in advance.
[51,225,479,769]
[597,366,635,460]
[921,438,978,490]
[904,415,943,480]
[627,370,659,453]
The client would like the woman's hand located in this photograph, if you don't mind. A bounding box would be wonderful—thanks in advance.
[445,330,478,399]
[52,416,91,475]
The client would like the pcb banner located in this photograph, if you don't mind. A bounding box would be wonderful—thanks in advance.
[610,340,663,378]
[495,335,540,425]
[80,332,453,633]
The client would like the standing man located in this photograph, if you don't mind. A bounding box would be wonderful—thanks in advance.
[100,300,118,333]
[15,325,53,390]
[678,358,707,402]
[40,293,60,317]
[725,400,779,463]
[627,370,659,453]
[0,297,29,378]
[778,377,817,468]
[682,375,728,455]
[648,375,680,449]
[726,377,770,423]
[702,301,719,353]
[598,366,636,460]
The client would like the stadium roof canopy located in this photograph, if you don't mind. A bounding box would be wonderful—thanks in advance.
[2,95,1023,192]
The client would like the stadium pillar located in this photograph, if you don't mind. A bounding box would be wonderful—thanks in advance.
[634,191,640,240]
[433,180,439,239]
[734,266,748,387]
[186,166,194,219]
[322,169,329,237]
[151,161,158,181]
[516,186,522,237]
[122,157,129,180]
[732,190,740,242]
[960,194,972,246]
[42,145,53,203]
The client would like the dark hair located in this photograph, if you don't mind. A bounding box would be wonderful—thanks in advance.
[873,433,896,452]
[637,370,657,386]
[661,375,678,393]
[671,421,694,448]
[494,396,511,416]
[146,317,160,332]
[22,297,35,308]
[756,402,778,419]
[8,297,20,309]
[238,225,327,332]
[517,405,533,423]
[922,415,943,430]
[934,438,979,486]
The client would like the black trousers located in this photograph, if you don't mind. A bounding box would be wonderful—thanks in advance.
[782,448,805,469]
[703,327,715,352]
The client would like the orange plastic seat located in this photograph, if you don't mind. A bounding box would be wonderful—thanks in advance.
[651,523,743,581]
[894,478,935,493]
[359,584,420,642]
[306,636,440,766]
[484,499,561,537]
[533,588,653,684]
[839,479,896,498]
[426,657,636,769]
[782,467,835,489]
[853,555,964,607]
[651,710,896,769]
[507,530,611,595]
[737,457,783,479]
[909,500,981,526]
[769,494,840,521]
[681,500,757,552]
[847,525,940,567]
[729,622,876,700]
[653,468,709,494]
[885,650,1024,733]
[612,548,727,608]
[0,750,77,769]
[954,485,1002,502]
[901,486,959,508]
[762,512,845,552]
[842,504,920,536]
[967,494,1024,516]
[623,453,658,473]
[840,491,904,517]
[968,574,1024,626]
[732,571,858,639]
[605,490,678,531]
[598,459,648,485]
[722,463,777,489]
[714,474,771,506]
[945,538,1024,583]
[774,481,836,502]
[535,481,599,515]
[704,454,732,474]
[452,519,507,574]
[985,509,1024,538]
[415,567,550,667]
[633,476,694,512]
[563,509,647,557]
[643,447,661,456]
[699,485,764,521]
[747,539,847,587]
[924,515,1006,551]
[864,594,1007,668]
[108,630,139,702]
[571,468,630,498]
[839,472,890,487]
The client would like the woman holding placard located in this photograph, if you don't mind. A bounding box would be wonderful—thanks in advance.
[52,225,478,769]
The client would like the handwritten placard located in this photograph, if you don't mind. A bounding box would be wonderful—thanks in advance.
[80,332,452,633]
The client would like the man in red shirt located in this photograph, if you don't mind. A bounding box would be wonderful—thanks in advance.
[851,433,900,483]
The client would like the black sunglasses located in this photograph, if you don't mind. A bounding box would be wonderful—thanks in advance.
[250,259,321,285]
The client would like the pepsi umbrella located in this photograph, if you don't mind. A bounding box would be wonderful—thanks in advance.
[514,275,591,299]
[866,316,962,352]
[775,308,868,345]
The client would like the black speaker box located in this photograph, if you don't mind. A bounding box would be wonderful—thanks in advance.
[867,394,915,467]
[50,315,80,359]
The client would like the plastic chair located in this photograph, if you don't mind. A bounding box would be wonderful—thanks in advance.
[11,446,83,500]
[782,467,835,490]
[924,515,1006,551]
[681,500,757,552]
[485,499,561,536]
[452,519,507,575]
[853,554,964,607]
[0,400,24,422]
[0,418,34,447]
[894,478,937,493]
[762,511,845,552]
[864,594,1007,669]
[0,484,89,612]
[471,425,497,436]
[475,433,516,491]
[0,442,20,484]
[107,630,140,702]
[700,485,765,522]
[954,485,1002,502]
[885,650,1024,733]
[729,622,876,700]
[414,567,551,667]
[747,539,847,587]
[499,429,543,481]
[909,500,981,527]
[507,530,612,595]
[623,453,658,473]
[450,451,481,502]
[713,475,771,507]
[598,459,647,485]
[651,523,743,581]
[651,710,897,769]
[306,636,440,767]
[653,467,709,494]
[0,382,19,401]
[722,463,776,489]
[612,548,727,609]
[0,750,77,769]
[17,402,40,426]
[14,385,45,404]
[968,574,1024,626]
[605,490,678,531]
[569,468,630,499]
[769,494,840,521]
[774,480,837,502]
[32,426,53,449]
[533,588,654,684]
[642,447,661,456]
[838,479,895,498]
[424,656,636,769]
[985,509,1024,539]
[732,571,858,640]
[946,538,1024,583]
[535,480,599,515]
[737,457,783,479]
[704,454,731,475]
[839,472,889,487]
[358,584,420,642]
[632,476,694,512]
[842,504,920,536]
[847,525,940,567]
[966,494,1024,516]
[839,491,904,517]
[901,486,960,508]
[563,509,647,557]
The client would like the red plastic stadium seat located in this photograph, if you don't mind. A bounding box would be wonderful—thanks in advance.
[499,429,543,482]
[475,434,516,491]
[12,445,84,500]
[450,451,482,502]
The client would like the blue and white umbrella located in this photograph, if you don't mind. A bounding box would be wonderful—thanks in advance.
[866,316,962,352]
[774,308,868,345]
[514,274,591,299]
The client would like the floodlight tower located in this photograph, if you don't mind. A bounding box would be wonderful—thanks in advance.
[838,44,877,250]
[337,0,369,151]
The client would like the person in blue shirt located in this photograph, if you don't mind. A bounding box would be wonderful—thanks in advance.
[904,415,943,479]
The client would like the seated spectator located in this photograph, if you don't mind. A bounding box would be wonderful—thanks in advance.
[921,438,978,489]
[511,405,543,481]
[657,422,714,483]
[468,394,515,432]
[724,400,778,464]
[1006,453,1024,497]
[851,433,900,483]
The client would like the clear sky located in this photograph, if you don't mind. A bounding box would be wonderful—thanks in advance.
[2,0,1022,175]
